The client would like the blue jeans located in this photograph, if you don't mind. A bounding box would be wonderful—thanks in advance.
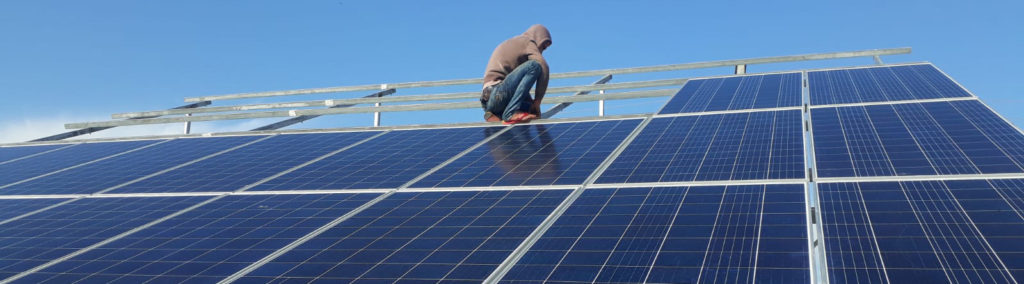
[484,60,541,121]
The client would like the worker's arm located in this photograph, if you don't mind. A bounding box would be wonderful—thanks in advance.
[526,45,549,115]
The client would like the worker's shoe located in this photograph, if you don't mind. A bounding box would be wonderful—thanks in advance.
[503,112,536,125]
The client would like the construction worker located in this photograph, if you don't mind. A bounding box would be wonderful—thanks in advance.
[481,24,551,124]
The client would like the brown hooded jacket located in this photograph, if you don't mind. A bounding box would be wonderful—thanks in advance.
[481,25,552,105]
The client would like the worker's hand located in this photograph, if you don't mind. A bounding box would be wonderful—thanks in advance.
[529,104,541,115]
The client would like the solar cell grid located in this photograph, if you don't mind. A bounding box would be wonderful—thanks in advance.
[501,184,809,283]
[0,140,160,187]
[237,189,570,283]
[0,136,263,196]
[412,120,640,188]
[658,72,801,114]
[808,64,972,105]
[113,131,380,194]
[812,100,1024,178]
[252,127,500,191]
[819,179,1024,283]
[0,144,68,164]
[0,198,69,223]
[597,110,804,184]
[0,196,209,280]
[17,193,380,284]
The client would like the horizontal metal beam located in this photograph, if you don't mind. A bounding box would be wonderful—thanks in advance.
[543,74,613,119]
[117,78,688,119]
[30,101,211,142]
[183,48,910,102]
[67,89,677,129]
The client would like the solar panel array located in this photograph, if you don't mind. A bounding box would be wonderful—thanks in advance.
[0,63,1021,283]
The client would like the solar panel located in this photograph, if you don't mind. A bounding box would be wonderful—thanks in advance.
[0,144,68,164]
[111,132,380,194]
[818,179,1024,283]
[808,64,972,105]
[412,120,640,188]
[251,127,502,191]
[0,196,209,279]
[17,193,380,283]
[502,184,809,283]
[0,140,160,187]
[812,100,1024,178]
[0,136,263,195]
[0,198,69,223]
[597,110,804,184]
[236,189,569,283]
[658,72,801,114]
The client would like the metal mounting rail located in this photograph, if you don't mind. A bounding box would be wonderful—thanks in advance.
[182,48,909,103]
[249,89,396,131]
[543,74,613,118]
[65,89,677,129]
[31,101,210,141]
[114,78,687,119]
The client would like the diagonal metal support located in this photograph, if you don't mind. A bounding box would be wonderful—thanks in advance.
[250,89,396,131]
[542,74,613,119]
[30,101,211,142]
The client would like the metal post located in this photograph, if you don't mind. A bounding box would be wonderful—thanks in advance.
[735,64,747,74]
[873,55,884,65]
[373,102,381,127]
[598,90,605,116]
[183,113,192,134]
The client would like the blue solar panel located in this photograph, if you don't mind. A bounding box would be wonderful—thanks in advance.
[237,189,570,283]
[0,196,208,279]
[0,140,160,187]
[0,144,68,164]
[17,193,380,283]
[597,110,804,184]
[112,132,380,194]
[658,72,802,114]
[819,179,1024,283]
[412,120,640,188]
[502,185,809,283]
[0,198,69,222]
[808,64,972,105]
[1,136,263,195]
[252,127,502,191]
[812,100,1024,178]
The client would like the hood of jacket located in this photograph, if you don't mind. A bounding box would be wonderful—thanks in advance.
[523,24,552,51]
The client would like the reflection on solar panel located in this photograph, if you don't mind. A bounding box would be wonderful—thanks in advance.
[658,72,801,114]
[0,198,68,222]
[812,100,1024,178]
[502,185,809,283]
[252,127,500,191]
[0,196,208,279]
[413,120,640,188]
[0,144,67,164]
[598,110,804,184]
[237,190,569,283]
[0,136,262,195]
[808,64,972,105]
[18,193,379,283]
[818,179,1024,283]
[113,132,380,193]
[0,140,159,186]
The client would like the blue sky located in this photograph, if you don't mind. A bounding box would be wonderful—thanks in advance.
[1,1,1021,143]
